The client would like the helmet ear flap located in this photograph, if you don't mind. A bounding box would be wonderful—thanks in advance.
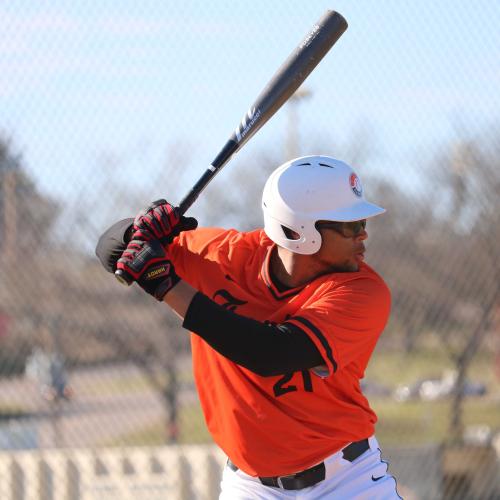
[281,225,300,241]
[262,209,323,255]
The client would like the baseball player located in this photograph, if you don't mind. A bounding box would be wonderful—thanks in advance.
[96,156,401,499]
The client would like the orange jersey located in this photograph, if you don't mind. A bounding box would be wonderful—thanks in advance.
[169,227,391,477]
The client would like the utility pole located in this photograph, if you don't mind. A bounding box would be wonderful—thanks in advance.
[3,169,17,264]
[285,88,311,160]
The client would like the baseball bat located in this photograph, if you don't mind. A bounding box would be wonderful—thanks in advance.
[115,10,347,285]
[178,9,347,215]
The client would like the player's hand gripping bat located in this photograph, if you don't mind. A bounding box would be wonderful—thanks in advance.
[115,10,347,285]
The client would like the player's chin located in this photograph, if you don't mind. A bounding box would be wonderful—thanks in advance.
[346,257,361,272]
[327,260,359,273]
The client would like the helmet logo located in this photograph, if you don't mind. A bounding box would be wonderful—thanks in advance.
[350,173,362,197]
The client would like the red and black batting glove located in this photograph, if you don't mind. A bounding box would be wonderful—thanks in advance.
[115,238,180,301]
[133,199,198,245]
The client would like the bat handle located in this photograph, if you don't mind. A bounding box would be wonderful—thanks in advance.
[178,168,216,216]
[115,139,239,285]
[115,268,134,286]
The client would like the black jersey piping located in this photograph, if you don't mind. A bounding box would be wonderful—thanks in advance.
[288,316,338,372]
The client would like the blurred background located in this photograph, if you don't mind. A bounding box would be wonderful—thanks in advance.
[1,1,499,499]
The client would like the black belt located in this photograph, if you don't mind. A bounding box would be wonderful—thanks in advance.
[227,438,370,491]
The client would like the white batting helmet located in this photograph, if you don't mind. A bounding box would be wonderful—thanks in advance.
[262,155,385,255]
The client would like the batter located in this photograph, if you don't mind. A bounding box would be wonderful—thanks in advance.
[97,155,402,499]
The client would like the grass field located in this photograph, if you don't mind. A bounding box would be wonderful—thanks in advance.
[373,397,499,446]
[107,403,212,446]
[365,348,497,388]
[367,349,499,445]
[110,349,500,447]
[109,395,499,448]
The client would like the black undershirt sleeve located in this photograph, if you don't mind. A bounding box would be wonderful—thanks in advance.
[182,292,325,377]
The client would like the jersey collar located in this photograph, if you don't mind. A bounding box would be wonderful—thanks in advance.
[260,245,306,300]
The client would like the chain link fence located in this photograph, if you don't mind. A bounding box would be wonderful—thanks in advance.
[1,2,499,499]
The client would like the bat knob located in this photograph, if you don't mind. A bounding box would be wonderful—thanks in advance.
[114,269,133,286]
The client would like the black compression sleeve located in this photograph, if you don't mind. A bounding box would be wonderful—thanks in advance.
[182,292,324,376]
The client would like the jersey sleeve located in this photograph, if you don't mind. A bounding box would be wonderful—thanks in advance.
[167,227,229,277]
[283,276,391,377]
[167,227,260,289]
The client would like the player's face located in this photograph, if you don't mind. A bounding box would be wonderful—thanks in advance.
[313,220,368,272]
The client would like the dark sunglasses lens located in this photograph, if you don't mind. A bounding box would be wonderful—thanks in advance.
[317,219,366,237]
[345,219,366,236]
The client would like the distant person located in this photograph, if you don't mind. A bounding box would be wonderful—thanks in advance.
[26,348,72,402]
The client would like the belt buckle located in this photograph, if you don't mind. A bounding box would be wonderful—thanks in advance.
[277,474,295,489]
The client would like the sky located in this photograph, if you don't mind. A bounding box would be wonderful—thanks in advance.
[1,0,500,215]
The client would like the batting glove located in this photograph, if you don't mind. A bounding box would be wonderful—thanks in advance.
[116,239,180,301]
[133,199,198,245]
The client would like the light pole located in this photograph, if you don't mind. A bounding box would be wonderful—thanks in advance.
[285,87,311,160]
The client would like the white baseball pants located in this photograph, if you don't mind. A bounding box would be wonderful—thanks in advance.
[219,436,402,499]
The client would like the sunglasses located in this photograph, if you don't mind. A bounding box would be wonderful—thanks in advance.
[316,219,367,238]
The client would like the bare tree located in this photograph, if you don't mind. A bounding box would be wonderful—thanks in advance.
[443,139,500,440]
[368,133,499,440]
[0,134,58,259]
